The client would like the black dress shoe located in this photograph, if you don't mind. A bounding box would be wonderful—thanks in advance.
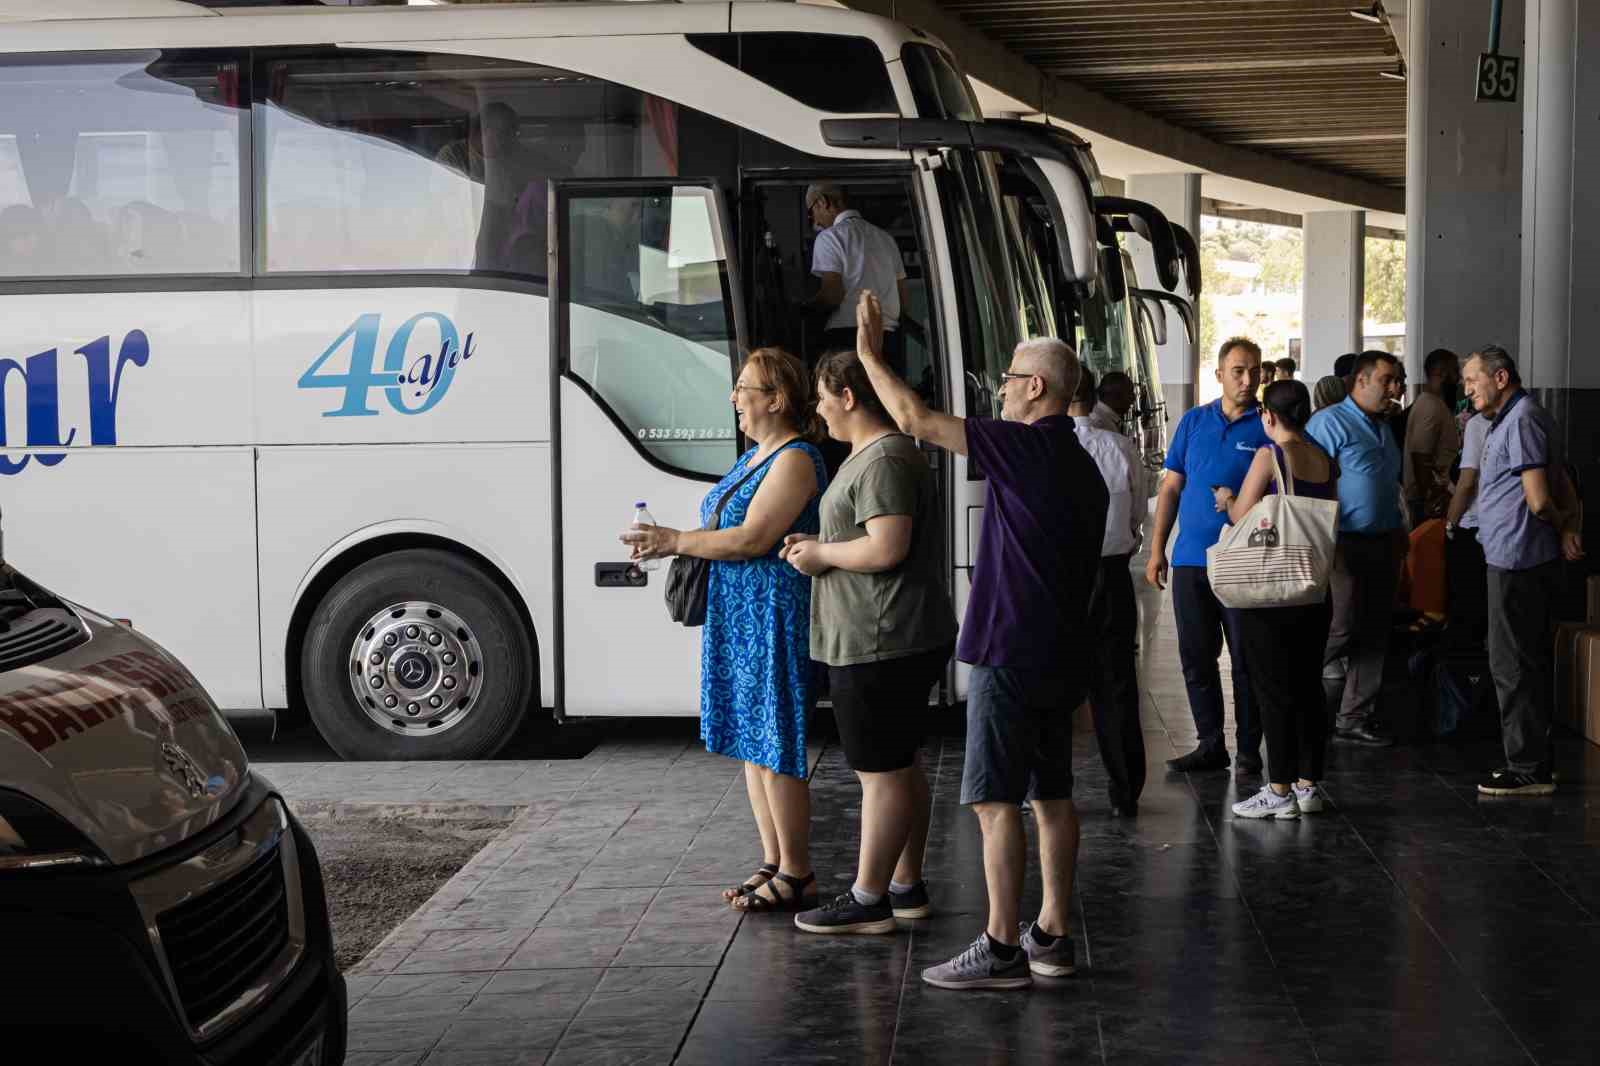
[1167,747,1230,772]
[1236,753,1263,774]
[1334,725,1395,747]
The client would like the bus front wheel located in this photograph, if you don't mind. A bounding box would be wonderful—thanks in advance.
[301,549,533,760]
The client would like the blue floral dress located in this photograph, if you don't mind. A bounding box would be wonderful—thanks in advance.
[700,441,827,778]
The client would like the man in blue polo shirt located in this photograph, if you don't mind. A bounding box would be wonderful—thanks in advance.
[1306,351,1405,747]
[1147,337,1269,773]
[1463,345,1582,796]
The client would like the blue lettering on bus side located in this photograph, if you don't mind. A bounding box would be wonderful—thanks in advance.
[301,313,474,417]
[0,330,148,476]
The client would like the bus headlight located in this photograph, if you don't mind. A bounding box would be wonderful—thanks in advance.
[0,790,109,873]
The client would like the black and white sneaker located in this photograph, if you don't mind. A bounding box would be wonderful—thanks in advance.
[889,880,931,919]
[1477,768,1556,796]
[794,893,897,935]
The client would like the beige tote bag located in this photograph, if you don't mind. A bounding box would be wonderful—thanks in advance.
[1206,445,1339,609]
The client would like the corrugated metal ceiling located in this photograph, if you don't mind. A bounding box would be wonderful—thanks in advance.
[940,0,1406,188]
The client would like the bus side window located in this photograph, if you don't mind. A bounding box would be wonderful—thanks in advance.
[0,51,245,279]
[560,186,739,478]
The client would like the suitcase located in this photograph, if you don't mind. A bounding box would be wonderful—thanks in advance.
[1555,622,1600,743]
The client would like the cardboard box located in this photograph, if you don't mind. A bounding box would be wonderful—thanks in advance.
[1555,622,1600,742]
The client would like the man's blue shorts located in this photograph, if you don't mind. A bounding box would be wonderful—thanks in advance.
[960,665,1082,805]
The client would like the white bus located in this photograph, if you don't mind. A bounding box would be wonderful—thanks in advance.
[0,1,1187,759]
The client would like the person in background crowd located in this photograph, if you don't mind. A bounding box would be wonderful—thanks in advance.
[1405,349,1462,527]
[1463,346,1583,796]
[1069,367,1147,816]
[1313,375,1347,413]
[623,349,829,913]
[1219,380,1339,819]
[1276,357,1298,382]
[1090,370,1136,434]
[1333,352,1359,394]
[1260,361,1279,394]
[853,290,1107,990]
[1147,338,1270,774]
[784,349,956,935]
[1444,404,1491,643]
[804,183,908,368]
[1307,351,1406,748]
[1386,359,1411,464]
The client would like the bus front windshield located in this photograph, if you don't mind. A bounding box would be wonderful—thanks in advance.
[940,150,1025,420]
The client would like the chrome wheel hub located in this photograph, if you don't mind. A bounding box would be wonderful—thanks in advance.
[349,601,482,737]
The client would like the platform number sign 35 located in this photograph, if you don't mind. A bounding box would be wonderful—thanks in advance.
[1476,53,1520,103]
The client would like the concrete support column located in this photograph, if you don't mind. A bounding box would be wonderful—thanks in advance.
[1301,211,1365,381]
[1126,172,1201,423]
[1519,0,1575,392]
[1405,0,1525,385]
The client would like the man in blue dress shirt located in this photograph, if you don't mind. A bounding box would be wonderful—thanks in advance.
[1147,338,1270,773]
[1306,351,1406,747]
[1463,345,1583,796]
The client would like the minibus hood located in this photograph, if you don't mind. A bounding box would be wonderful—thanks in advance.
[0,593,249,866]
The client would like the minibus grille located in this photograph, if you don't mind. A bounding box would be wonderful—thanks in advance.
[155,841,291,1031]
[0,612,88,672]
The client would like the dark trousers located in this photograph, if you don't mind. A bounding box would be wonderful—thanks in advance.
[1446,529,1490,647]
[1171,565,1258,757]
[1239,602,1333,784]
[1487,561,1561,774]
[1087,554,1145,808]
[1323,533,1401,731]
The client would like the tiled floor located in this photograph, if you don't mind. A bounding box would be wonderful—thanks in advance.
[260,602,1600,1066]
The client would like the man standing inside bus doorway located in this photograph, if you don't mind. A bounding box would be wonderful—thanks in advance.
[1146,339,1269,774]
[854,291,1107,990]
[805,183,909,370]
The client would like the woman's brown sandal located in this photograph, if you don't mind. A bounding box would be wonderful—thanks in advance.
[732,870,817,914]
[721,863,778,903]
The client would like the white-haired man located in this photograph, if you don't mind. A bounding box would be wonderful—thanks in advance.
[852,291,1107,991]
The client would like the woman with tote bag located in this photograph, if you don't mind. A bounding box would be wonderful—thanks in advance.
[1209,380,1340,819]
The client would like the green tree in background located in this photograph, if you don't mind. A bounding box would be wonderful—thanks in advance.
[1364,237,1406,324]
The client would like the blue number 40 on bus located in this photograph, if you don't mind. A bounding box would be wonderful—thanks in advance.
[300,312,477,417]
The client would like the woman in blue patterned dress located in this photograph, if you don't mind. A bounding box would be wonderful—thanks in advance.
[625,348,828,913]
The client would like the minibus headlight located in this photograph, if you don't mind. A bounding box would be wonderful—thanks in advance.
[0,790,108,873]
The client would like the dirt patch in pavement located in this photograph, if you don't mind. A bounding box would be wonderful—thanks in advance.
[296,806,518,972]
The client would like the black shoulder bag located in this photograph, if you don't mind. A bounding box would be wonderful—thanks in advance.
[664,449,784,627]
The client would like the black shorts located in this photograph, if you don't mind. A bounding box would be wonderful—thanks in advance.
[829,645,951,773]
[960,665,1084,805]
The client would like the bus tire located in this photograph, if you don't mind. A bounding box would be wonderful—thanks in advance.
[300,548,533,760]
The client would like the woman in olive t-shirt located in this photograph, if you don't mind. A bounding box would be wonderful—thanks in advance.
[781,349,957,935]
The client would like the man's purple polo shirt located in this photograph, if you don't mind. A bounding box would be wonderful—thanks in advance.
[956,414,1109,672]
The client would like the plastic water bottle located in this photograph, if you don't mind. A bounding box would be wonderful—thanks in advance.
[631,501,661,572]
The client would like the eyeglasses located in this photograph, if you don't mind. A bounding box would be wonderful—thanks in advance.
[733,383,775,394]
[999,371,1035,384]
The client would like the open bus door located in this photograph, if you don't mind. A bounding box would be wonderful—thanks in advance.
[548,179,746,717]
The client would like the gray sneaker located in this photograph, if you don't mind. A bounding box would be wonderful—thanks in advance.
[921,933,1032,990]
[1018,921,1076,977]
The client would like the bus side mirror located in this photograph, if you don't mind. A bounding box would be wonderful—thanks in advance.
[1099,246,1126,304]
[1096,196,1181,292]
[1171,223,1201,297]
[1132,288,1197,347]
[1136,295,1168,347]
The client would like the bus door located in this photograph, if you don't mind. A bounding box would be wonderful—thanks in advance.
[740,171,951,698]
[549,179,746,717]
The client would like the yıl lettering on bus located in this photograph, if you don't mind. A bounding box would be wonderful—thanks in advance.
[301,312,476,417]
[0,330,149,476]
